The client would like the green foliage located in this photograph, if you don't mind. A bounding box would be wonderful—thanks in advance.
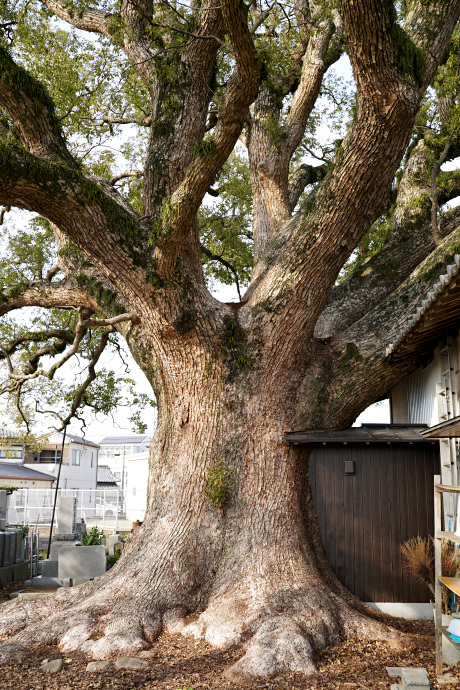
[80,525,104,546]
[0,485,17,494]
[203,460,232,508]
[106,549,122,569]
[192,138,216,158]
[199,153,253,292]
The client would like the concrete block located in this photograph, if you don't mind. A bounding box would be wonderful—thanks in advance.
[0,560,28,585]
[108,534,122,556]
[50,541,77,559]
[58,545,106,580]
[0,531,4,567]
[41,559,59,577]
[57,496,77,535]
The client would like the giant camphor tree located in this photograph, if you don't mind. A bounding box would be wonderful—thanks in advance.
[1,0,460,680]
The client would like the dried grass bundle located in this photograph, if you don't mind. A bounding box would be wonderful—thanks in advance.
[400,536,460,613]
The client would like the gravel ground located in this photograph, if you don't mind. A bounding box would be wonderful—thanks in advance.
[0,585,458,689]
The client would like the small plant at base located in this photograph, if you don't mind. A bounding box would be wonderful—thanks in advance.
[106,549,122,570]
[80,526,104,546]
[203,461,232,508]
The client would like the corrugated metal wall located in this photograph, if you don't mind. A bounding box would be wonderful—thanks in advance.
[407,355,439,426]
[309,442,440,603]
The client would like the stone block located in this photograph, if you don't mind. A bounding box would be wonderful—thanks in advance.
[50,540,76,559]
[41,559,58,577]
[41,659,63,673]
[114,657,148,670]
[57,496,77,535]
[0,490,6,530]
[2,531,15,566]
[14,528,25,563]
[58,545,106,580]
[108,534,122,556]
[401,667,430,688]
[113,542,124,557]
[86,661,111,672]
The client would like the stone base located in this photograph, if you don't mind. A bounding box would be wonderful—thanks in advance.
[0,561,28,585]
[25,576,63,588]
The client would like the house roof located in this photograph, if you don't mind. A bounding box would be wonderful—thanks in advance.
[385,254,460,362]
[0,463,54,482]
[0,428,22,440]
[285,423,435,444]
[420,415,460,439]
[39,431,99,448]
[97,465,119,485]
[99,435,152,445]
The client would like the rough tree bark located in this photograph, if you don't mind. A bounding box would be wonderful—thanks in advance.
[1,0,460,681]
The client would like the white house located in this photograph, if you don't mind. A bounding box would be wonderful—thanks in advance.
[0,428,25,463]
[24,431,99,491]
[98,434,152,492]
[125,453,149,522]
[98,435,152,521]
[386,253,460,526]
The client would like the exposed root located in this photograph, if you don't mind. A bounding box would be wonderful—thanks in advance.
[223,617,316,682]
[0,564,408,680]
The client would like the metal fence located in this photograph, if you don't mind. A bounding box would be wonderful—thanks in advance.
[7,488,132,531]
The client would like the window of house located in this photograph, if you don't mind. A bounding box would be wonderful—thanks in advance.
[89,451,93,467]
[72,449,81,465]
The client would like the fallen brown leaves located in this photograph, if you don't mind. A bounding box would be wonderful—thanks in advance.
[0,608,457,689]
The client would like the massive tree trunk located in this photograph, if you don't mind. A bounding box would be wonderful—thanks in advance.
[1,0,460,680]
[0,292,403,678]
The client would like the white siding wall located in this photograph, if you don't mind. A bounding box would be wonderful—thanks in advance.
[401,333,460,523]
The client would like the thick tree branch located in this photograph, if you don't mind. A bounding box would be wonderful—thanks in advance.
[39,0,113,37]
[0,142,153,309]
[248,6,343,257]
[0,280,101,319]
[152,0,262,277]
[247,0,460,365]
[111,171,143,185]
[0,47,75,165]
[288,163,327,211]
[0,310,135,389]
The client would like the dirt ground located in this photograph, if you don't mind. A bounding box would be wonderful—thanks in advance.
[0,583,459,689]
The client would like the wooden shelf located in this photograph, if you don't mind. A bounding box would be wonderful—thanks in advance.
[435,484,460,494]
[437,625,460,652]
[436,531,460,544]
[439,577,460,596]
